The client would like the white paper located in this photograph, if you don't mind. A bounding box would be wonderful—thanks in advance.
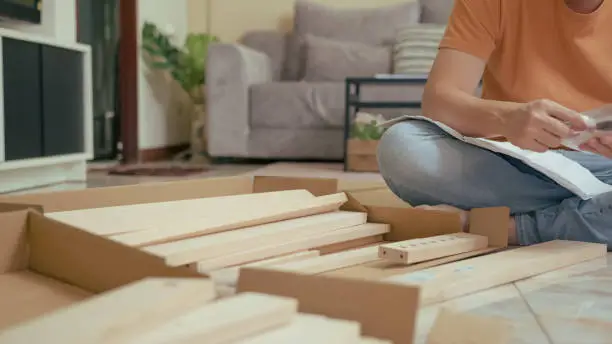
[561,105,612,150]
[381,115,612,200]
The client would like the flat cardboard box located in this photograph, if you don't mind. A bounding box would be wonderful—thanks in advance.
[346,139,380,173]
[0,176,509,344]
[0,205,201,331]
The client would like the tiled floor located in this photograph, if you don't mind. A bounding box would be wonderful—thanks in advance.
[416,255,612,344]
[9,161,612,342]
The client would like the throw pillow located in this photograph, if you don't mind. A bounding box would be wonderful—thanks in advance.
[393,24,447,75]
[301,35,391,82]
[421,0,455,24]
[283,0,421,80]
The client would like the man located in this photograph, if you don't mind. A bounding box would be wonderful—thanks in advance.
[377,0,612,248]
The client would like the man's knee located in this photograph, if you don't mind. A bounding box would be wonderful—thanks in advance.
[377,121,453,203]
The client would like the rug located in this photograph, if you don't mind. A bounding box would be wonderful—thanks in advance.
[92,163,210,177]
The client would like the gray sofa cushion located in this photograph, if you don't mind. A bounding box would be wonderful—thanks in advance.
[302,35,392,82]
[241,30,287,81]
[283,1,421,80]
[421,0,455,24]
[249,82,425,130]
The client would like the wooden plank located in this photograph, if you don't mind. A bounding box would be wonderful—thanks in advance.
[271,246,382,274]
[111,192,349,247]
[210,251,321,286]
[46,190,315,236]
[196,223,390,272]
[426,308,511,344]
[0,278,216,344]
[237,313,361,344]
[379,233,489,265]
[317,235,384,255]
[385,240,607,305]
[145,211,366,266]
[129,292,298,344]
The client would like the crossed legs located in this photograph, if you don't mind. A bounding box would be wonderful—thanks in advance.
[377,120,612,249]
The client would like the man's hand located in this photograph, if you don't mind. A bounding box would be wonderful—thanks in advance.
[501,99,588,152]
[580,133,612,158]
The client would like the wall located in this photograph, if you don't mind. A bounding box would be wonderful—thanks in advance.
[0,0,76,42]
[137,0,191,150]
[189,0,414,42]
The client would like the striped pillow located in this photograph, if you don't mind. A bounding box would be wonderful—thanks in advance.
[393,24,446,75]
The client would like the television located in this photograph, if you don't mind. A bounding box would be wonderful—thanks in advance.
[0,0,41,24]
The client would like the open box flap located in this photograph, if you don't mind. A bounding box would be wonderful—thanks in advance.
[26,212,204,294]
[253,176,339,196]
[0,176,253,212]
[237,267,420,344]
[367,206,463,241]
[0,202,43,214]
[468,207,510,248]
[340,193,369,213]
[0,210,29,274]
[252,175,389,195]
[366,205,510,246]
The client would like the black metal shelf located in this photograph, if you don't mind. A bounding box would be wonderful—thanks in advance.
[343,76,428,171]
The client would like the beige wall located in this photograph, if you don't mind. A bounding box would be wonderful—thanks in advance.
[138,0,191,149]
[188,0,414,42]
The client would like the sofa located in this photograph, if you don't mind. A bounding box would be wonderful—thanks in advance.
[206,0,454,160]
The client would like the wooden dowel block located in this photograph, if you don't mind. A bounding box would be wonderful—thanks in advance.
[47,190,315,236]
[0,278,216,344]
[145,211,366,266]
[111,192,349,247]
[195,223,390,272]
[129,292,298,344]
[379,233,489,265]
[236,314,361,344]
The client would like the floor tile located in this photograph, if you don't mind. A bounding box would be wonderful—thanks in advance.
[515,255,612,343]
[537,316,612,344]
[415,285,550,344]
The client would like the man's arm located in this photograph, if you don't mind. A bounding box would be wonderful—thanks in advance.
[421,48,520,138]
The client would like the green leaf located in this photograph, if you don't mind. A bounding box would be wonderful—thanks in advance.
[141,44,162,56]
[140,21,221,104]
[151,61,172,69]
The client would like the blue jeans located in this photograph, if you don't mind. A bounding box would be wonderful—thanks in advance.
[377,119,612,249]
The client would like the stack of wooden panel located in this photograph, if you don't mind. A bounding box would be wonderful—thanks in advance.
[46,190,390,286]
[0,278,390,343]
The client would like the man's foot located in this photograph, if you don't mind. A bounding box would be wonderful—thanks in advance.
[414,204,469,232]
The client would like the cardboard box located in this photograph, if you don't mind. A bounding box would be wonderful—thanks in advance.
[346,139,380,172]
[0,175,509,344]
[0,204,201,331]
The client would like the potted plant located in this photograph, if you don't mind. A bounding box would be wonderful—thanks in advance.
[141,21,220,162]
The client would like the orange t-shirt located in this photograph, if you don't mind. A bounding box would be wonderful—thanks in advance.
[440,0,612,112]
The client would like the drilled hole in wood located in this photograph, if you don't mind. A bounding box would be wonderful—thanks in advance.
[400,254,404,259]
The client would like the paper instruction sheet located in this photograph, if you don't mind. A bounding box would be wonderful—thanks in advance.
[380,115,612,200]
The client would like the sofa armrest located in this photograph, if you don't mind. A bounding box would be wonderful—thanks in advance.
[206,43,273,157]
